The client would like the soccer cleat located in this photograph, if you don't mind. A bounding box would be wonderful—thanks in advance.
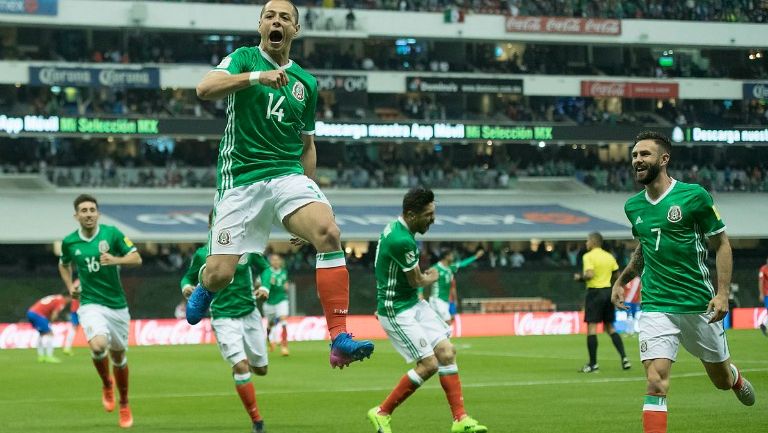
[579,363,599,373]
[102,384,116,412]
[63,348,74,356]
[251,420,265,433]
[760,323,767,337]
[733,376,756,406]
[622,357,632,370]
[44,355,62,364]
[451,416,488,433]
[118,404,133,428]
[329,332,374,369]
[280,346,290,357]
[185,284,214,325]
[367,407,392,433]
[37,355,46,363]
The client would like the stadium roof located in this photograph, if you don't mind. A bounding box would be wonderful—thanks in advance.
[2,177,765,243]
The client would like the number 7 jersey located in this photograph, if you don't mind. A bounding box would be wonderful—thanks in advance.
[624,179,725,314]
[213,46,318,190]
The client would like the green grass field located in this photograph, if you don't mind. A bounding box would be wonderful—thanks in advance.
[1,331,766,433]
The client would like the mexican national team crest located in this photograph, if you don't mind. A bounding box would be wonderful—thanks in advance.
[667,205,682,223]
[217,230,231,246]
[291,81,305,101]
[98,240,110,253]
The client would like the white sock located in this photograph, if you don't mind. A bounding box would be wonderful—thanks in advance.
[37,335,45,357]
[64,324,76,350]
[42,334,54,357]
[730,363,740,388]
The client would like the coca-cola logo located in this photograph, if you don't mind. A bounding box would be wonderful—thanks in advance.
[586,81,627,97]
[513,312,581,336]
[0,322,68,348]
[506,16,620,35]
[134,319,211,346]
[505,16,543,32]
[545,18,581,33]
[583,19,621,35]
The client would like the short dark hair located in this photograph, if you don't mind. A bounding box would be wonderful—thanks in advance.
[402,187,435,215]
[73,194,98,211]
[635,130,672,155]
[588,231,603,246]
[438,248,453,260]
[261,0,300,24]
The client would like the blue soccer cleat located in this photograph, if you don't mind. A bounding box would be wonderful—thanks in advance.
[186,284,214,325]
[329,332,374,369]
[251,420,265,433]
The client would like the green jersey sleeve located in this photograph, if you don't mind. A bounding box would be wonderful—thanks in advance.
[111,226,136,256]
[60,240,72,265]
[301,82,317,134]
[180,248,206,289]
[391,238,419,271]
[692,188,725,236]
[249,254,269,275]
[451,255,478,272]
[213,47,249,75]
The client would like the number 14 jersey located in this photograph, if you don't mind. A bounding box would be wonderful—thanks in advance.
[624,180,725,314]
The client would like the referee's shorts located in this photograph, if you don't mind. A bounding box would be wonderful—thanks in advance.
[584,287,615,324]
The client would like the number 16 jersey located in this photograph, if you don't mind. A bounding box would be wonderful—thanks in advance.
[213,46,318,191]
[624,179,725,314]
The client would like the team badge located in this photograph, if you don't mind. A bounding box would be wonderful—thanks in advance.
[291,81,305,101]
[640,341,648,353]
[217,230,232,246]
[98,240,110,253]
[667,205,682,223]
[419,338,428,348]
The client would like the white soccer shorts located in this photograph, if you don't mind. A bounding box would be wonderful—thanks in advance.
[638,312,730,363]
[379,300,451,364]
[263,300,289,322]
[211,308,268,368]
[78,304,130,351]
[210,174,332,255]
[429,297,452,322]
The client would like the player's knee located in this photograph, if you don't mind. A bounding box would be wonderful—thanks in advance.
[205,264,235,290]
[251,365,268,376]
[418,356,439,376]
[312,223,341,251]
[646,376,669,394]
[435,344,456,364]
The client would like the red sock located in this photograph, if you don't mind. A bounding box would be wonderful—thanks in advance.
[316,254,349,340]
[235,382,262,422]
[380,371,423,414]
[281,324,288,347]
[439,370,466,421]
[113,364,129,405]
[730,364,744,390]
[643,394,667,433]
[92,355,112,388]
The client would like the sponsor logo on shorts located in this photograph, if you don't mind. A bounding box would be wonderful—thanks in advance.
[217,230,232,246]
[98,240,110,253]
[640,341,648,353]
[292,81,305,101]
[667,205,682,223]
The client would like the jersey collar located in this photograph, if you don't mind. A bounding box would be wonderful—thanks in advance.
[397,216,414,234]
[78,225,100,242]
[644,178,677,205]
[258,47,293,70]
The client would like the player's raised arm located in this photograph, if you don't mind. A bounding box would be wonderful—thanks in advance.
[706,230,733,323]
[196,69,289,101]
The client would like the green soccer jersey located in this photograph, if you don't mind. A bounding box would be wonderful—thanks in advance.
[375,217,421,317]
[261,267,288,305]
[180,246,269,319]
[624,180,726,313]
[428,255,478,302]
[213,46,318,190]
[60,225,136,309]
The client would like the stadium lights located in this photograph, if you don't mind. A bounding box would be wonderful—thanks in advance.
[538,141,546,148]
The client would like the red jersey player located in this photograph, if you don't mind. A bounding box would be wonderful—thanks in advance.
[27,292,72,363]
[759,257,768,336]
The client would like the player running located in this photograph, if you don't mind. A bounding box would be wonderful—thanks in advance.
[58,194,142,429]
[27,291,72,363]
[260,253,291,356]
[181,211,271,433]
[611,131,755,433]
[424,249,483,325]
[368,187,487,433]
[186,0,373,368]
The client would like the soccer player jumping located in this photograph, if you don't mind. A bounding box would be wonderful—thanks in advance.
[368,188,487,433]
[186,0,373,368]
[611,131,755,433]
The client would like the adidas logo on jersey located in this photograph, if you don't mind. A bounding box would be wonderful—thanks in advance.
[635,216,643,225]
[75,249,82,255]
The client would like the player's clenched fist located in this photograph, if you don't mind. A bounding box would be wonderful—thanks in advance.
[259,69,289,89]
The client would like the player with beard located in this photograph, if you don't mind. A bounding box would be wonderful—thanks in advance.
[186,0,373,368]
[367,187,487,433]
[611,131,755,433]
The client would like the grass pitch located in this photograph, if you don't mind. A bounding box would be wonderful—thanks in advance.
[1,331,766,433]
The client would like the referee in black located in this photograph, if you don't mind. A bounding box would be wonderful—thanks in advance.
[574,232,630,373]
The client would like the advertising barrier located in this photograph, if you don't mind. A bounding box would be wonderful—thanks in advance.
[505,16,621,35]
[2,309,762,349]
[580,81,679,99]
[29,66,160,88]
